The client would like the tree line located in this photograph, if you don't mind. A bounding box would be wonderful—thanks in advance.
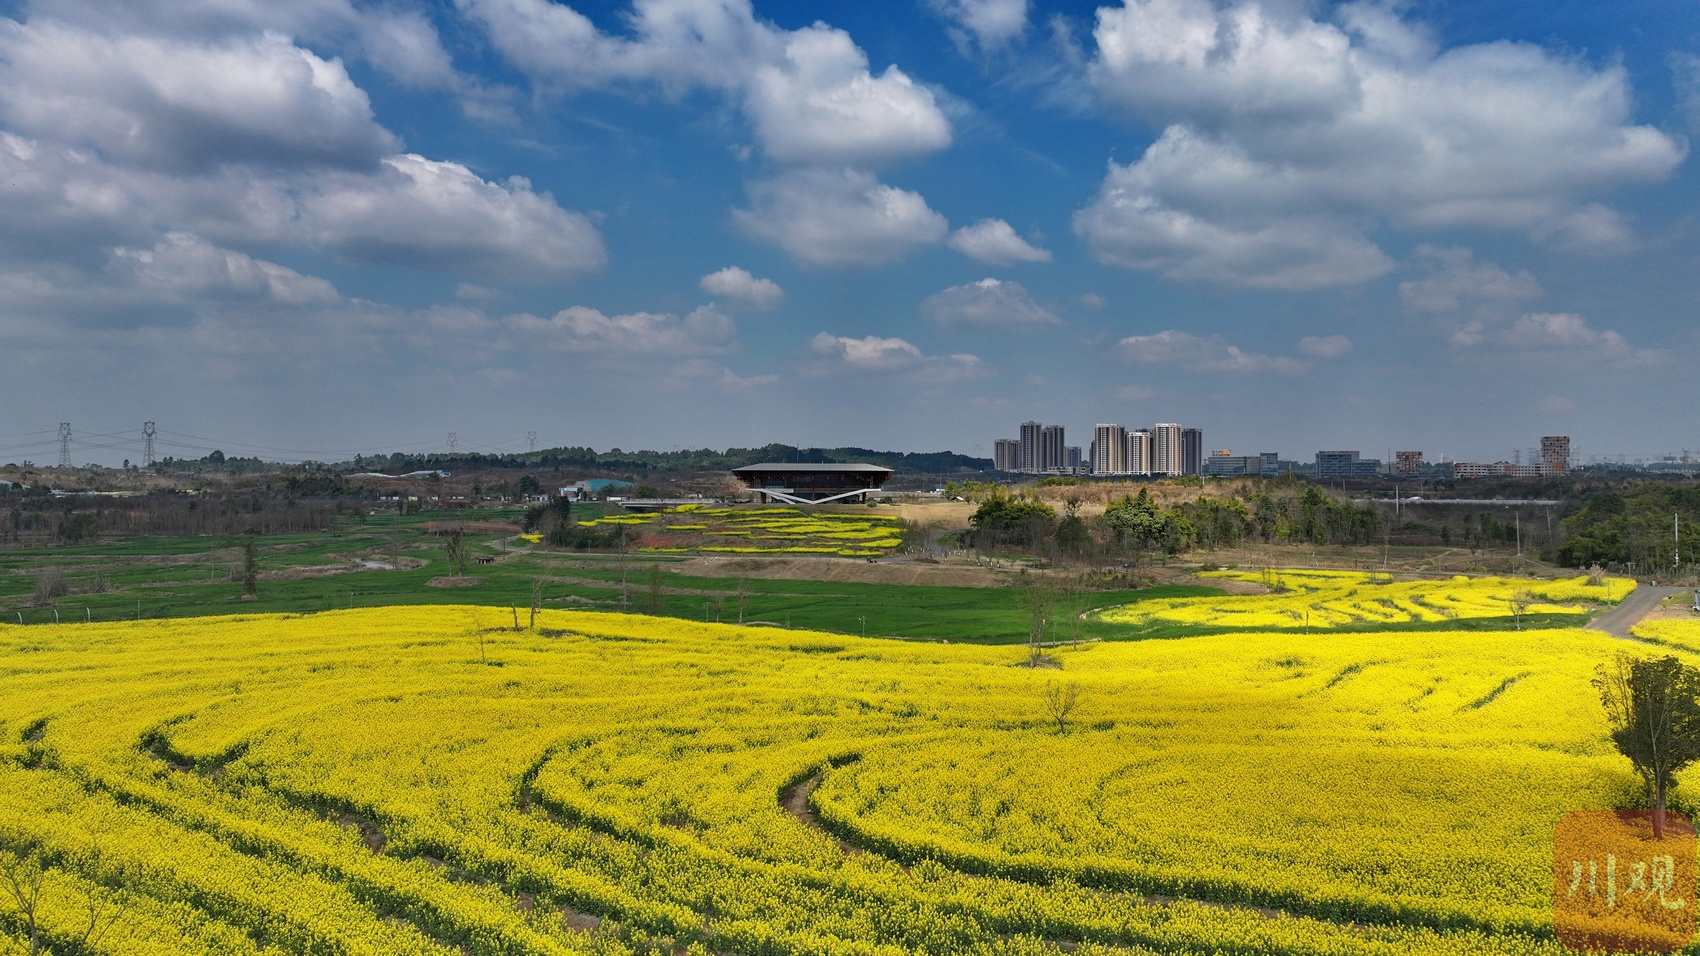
[965,484,1383,559]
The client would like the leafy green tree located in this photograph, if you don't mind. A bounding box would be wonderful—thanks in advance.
[967,494,1056,548]
[1102,490,1169,556]
[1595,653,1700,838]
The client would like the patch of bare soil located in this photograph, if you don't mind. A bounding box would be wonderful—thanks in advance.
[679,555,1009,588]
[426,576,486,588]
[1145,567,1271,595]
[779,775,862,855]
[423,520,521,535]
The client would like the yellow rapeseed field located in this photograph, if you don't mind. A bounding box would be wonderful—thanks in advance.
[0,586,1672,955]
[1098,570,1633,631]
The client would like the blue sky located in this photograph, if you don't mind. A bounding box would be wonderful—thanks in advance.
[0,0,1696,466]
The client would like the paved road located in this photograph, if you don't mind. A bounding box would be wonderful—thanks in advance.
[1586,585,1684,638]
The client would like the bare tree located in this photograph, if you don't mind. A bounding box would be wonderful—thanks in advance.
[442,526,470,578]
[0,837,46,955]
[646,564,664,615]
[710,593,725,623]
[1595,653,1700,838]
[241,529,259,598]
[1043,680,1081,734]
[73,840,126,953]
[736,578,750,625]
[1019,582,1058,667]
[529,578,544,629]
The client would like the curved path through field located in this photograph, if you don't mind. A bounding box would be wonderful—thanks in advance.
[1586,584,1682,638]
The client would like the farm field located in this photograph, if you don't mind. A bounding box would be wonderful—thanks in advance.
[1097,568,1633,637]
[0,508,1207,642]
[0,577,1675,956]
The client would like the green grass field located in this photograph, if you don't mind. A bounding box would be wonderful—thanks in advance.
[1,510,1590,641]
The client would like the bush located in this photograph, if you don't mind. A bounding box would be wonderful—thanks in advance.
[30,568,68,605]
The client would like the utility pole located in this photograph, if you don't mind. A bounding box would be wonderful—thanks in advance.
[1677,512,1682,573]
[143,421,156,466]
[58,422,71,468]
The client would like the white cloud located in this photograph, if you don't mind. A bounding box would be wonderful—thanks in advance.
[921,278,1059,329]
[300,155,606,281]
[1115,383,1154,400]
[109,232,339,305]
[509,304,734,355]
[1399,246,1543,315]
[1673,53,1700,134]
[947,218,1052,265]
[1399,245,1543,346]
[0,19,605,287]
[1296,334,1352,358]
[0,23,397,173]
[699,266,784,310]
[745,25,951,167]
[672,358,779,389]
[1117,329,1305,374]
[734,167,948,267]
[809,331,988,379]
[1076,0,1686,287]
[1081,293,1108,309]
[461,0,953,168]
[929,0,1030,52]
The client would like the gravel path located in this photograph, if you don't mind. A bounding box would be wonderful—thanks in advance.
[1586,585,1683,638]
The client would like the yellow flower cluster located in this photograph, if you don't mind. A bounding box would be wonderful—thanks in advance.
[580,506,902,555]
[1098,570,1634,631]
[0,605,1658,956]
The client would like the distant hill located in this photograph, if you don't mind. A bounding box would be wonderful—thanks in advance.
[336,443,993,476]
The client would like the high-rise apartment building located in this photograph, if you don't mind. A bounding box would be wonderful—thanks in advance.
[1395,451,1423,476]
[993,439,1019,472]
[1019,421,1042,473]
[1541,436,1571,475]
[1127,429,1152,475]
[1152,423,1182,476]
[1180,428,1204,477]
[1065,446,1082,470]
[1092,423,1126,475]
[1040,425,1066,473]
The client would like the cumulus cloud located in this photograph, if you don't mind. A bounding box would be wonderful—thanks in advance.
[1399,245,1544,346]
[929,0,1029,52]
[947,219,1051,265]
[745,25,952,167]
[1117,329,1305,374]
[809,331,988,379]
[921,278,1059,329]
[699,266,784,310]
[509,304,734,355]
[1296,334,1352,358]
[109,232,340,305]
[734,167,948,266]
[1075,0,1685,287]
[0,22,397,173]
[460,0,952,169]
[0,18,605,289]
[301,155,606,280]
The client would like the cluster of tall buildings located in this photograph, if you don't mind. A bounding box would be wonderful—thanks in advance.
[992,421,1204,476]
[993,423,1081,474]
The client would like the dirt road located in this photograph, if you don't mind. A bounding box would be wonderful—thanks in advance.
[1586,585,1684,638]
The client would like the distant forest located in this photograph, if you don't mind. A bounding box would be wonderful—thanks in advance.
[309,443,993,477]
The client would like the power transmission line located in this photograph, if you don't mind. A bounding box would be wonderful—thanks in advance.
[448,432,458,455]
[528,431,537,453]
[58,423,71,469]
[143,421,156,466]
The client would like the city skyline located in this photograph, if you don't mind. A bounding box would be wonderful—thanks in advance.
[0,0,1697,464]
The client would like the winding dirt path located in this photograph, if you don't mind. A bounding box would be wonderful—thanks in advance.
[1586,585,1682,638]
